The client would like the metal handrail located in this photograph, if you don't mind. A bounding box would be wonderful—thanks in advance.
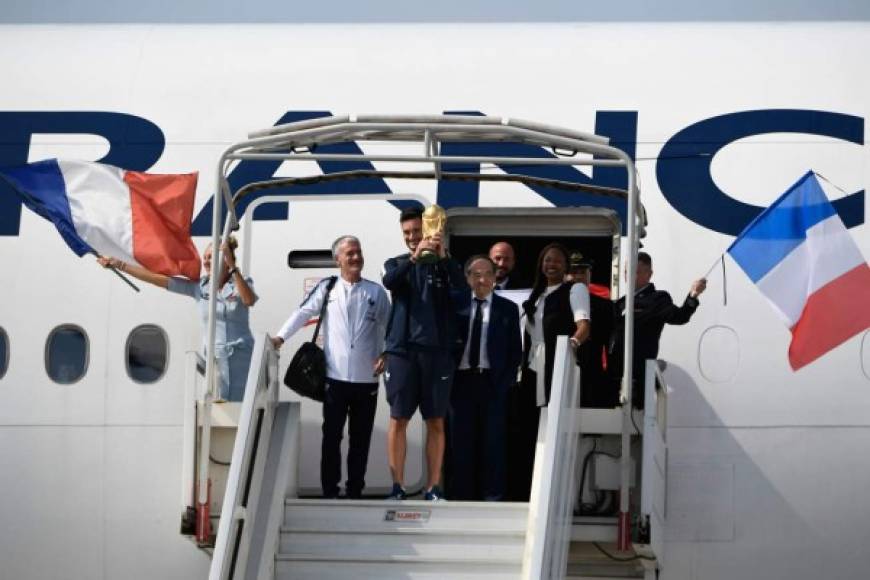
[522,337,582,580]
[202,115,642,555]
[209,334,280,580]
[240,119,612,154]
[248,114,610,146]
[239,193,432,497]
[239,193,429,274]
[181,350,206,532]
[637,359,669,572]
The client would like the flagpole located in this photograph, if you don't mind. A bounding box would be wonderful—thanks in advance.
[702,254,724,279]
[107,266,141,292]
[92,251,140,292]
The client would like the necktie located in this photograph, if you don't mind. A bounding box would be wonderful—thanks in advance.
[469,298,484,369]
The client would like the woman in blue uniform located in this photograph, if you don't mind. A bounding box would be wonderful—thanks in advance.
[98,237,257,401]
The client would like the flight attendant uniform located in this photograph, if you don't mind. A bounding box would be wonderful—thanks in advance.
[168,276,257,402]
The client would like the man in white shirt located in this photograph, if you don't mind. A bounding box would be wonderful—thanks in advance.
[272,236,391,499]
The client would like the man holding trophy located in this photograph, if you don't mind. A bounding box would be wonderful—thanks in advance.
[382,205,467,501]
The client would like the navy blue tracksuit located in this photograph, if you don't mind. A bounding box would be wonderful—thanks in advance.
[382,254,467,419]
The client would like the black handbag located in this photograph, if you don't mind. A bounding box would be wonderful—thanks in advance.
[283,276,337,402]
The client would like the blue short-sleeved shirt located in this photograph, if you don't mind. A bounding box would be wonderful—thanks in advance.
[167,276,256,354]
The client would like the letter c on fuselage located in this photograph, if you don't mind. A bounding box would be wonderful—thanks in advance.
[656,109,864,236]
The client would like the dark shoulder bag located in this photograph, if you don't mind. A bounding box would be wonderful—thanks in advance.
[283,276,338,402]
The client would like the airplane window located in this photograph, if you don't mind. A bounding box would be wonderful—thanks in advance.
[698,325,740,383]
[126,325,168,384]
[46,325,88,384]
[0,327,8,380]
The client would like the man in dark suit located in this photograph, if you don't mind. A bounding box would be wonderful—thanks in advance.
[611,252,706,408]
[489,241,521,290]
[450,255,523,501]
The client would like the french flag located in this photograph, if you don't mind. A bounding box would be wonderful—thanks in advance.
[0,159,201,280]
[728,171,870,370]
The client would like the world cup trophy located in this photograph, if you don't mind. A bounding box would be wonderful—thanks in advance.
[418,204,447,265]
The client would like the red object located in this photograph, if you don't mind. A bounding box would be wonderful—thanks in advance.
[788,263,870,370]
[195,479,212,545]
[617,510,631,551]
[589,282,610,299]
[125,170,201,280]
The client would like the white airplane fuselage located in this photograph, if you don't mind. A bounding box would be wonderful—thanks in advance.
[0,22,868,580]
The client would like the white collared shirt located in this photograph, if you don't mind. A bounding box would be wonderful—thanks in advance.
[276,276,391,383]
[459,291,493,370]
[524,283,589,346]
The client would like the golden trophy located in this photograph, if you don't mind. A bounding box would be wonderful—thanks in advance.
[418,204,447,265]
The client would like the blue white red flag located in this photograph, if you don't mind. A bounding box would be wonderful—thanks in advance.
[728,171,870,370]
[0,159,201,280]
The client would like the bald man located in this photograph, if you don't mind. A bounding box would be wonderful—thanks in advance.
[489,241,519,290]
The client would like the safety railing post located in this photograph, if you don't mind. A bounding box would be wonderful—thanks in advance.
[618,157,640,552]
[522,337,581,580]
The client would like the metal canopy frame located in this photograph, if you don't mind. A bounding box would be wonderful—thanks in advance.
[200,114,642,550]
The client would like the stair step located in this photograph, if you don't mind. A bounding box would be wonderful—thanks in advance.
[281,527,525,537]
[565,541,647,578]
[280,527,525,560]
[565,568,645,579]
[283,499,529,533]
[565,577,645,580]
[275,554,520,580]
[571,515,619,542]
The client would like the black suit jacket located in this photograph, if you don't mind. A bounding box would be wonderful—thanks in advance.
[495,276,523,291]
[578,291,617,407]
[611,282,699,386]
[455,292,523,391]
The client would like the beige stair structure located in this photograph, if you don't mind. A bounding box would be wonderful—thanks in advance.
[198,335,663,580]
[277,499,527,579]
[276,498,650,580]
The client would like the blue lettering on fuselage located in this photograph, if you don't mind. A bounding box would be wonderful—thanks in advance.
[656,109,864,235]
[190,111,396,236]
[0,109,863,238]
[0,112,164,237]
[434,110,636,232]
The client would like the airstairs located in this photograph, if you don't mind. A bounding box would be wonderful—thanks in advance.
[185,334,666,580]
[185,115,664,579]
